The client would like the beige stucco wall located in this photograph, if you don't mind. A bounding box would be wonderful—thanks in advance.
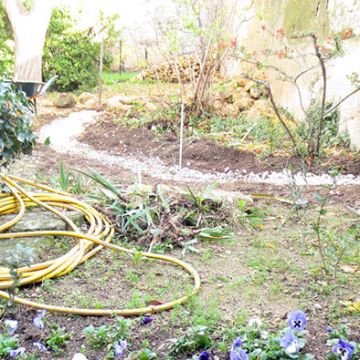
[228,0,360,150]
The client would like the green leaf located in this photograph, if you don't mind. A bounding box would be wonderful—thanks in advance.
[44,136,51,146]
[196,227,234,241]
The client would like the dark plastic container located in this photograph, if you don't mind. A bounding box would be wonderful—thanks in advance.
[0,81,44,97]
[13,81,44,97]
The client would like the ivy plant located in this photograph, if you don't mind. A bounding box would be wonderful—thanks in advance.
[0,83,36,168]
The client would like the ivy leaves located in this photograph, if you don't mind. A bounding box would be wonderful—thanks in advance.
[0,83,36,168]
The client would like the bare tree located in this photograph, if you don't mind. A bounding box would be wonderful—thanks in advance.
[240,29,360,160]
[151,0,253,113]
[3,0,52,82]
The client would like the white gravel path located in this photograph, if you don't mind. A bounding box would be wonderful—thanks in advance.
[38,110,360,186]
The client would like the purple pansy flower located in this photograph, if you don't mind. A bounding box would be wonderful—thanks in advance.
[327,327,333,333]
[33,310,46,329]
[114,340,127,359]
[287,310,307,331]
[33,342,47,352]
[332,339,355,360]
[230,338,248,360]
[230,348,249,360]
[280,330,300,354]
[4,319,18,335]
[199,351,210,360]
[141,316,153,325]
[232,337,242,349]
[9,347,26,358]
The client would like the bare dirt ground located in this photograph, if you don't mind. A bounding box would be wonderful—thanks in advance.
[82,114,360,176]
[2,102,359,360]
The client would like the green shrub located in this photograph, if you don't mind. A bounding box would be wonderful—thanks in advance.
[43,8,99,92]
[0,83,36,168]
[0,2,14,76]
[297,102,350,150]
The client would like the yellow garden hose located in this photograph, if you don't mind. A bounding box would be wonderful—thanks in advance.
[0,174,357,316]
[0,174,201,316]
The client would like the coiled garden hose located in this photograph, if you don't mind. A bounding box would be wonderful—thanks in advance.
[0,174,201,316]
[0,175,358,316]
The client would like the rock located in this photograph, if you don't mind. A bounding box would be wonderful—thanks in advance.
[294,198,310,209]
[53,93,76,108]
[0,210,84,263]
[83,97,98,110]
[72,354,88,360]
[212,99,223,111]
[223,103,240,117]
[253,99,270,113]
[244,80,255,92]
[1,209,84,233]
[78,92,96,105]
[236,77,250,88]
[79,93,98,109]
[250,86,261,99]
[224,93,235,103]
[235,96,254,111]
[232,89,250,101]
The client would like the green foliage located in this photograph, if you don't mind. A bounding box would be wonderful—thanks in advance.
[103,71,137,85]
[138,348,158,360]
[222,321,314,360]
[186,184,222,212]
[45,326,71,354]
[43,8,99,92]
[311,190,359,278]
[237,200,267,229]
[170,325,212,356]
[83,319,130,350]
[55,162,85,194]
[0,83,36,168]
[0,3,13,76]
[195,226,234,241]
[0,334,19,357]
[298,103,350,152]
[97,11,122,71]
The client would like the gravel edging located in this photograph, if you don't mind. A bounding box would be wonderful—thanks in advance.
[38,111,360,186]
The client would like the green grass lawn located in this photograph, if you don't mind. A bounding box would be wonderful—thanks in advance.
[102,71,137,85]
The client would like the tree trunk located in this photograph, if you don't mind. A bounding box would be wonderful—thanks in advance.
[3,0,52,82]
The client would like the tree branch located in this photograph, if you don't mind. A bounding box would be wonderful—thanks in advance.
[243,76,300,155]
[311,33,327,156]
[324,87,360,117]
[3,0,24,32]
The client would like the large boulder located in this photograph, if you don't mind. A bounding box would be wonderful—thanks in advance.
[79,92,96,105]
[0,210,84,263]
[54,93,76,108]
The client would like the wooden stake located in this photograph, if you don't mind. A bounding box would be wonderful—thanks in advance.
[98,39,104,107]
[119,40,122,73]
[179,102,185,174]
